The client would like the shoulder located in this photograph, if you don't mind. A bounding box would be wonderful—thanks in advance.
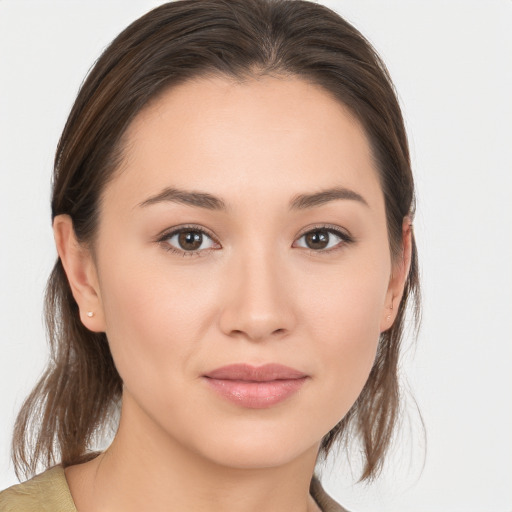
[0,466,77,512]
[310,474,351,512]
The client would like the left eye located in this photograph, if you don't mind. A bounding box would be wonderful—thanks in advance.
[294,228,347,251]
[165,229,217,252]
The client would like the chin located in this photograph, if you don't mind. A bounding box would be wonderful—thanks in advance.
[183,423,322,470]
[202,443,314,470]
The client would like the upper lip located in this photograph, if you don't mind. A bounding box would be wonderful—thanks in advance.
[204,363,307,382]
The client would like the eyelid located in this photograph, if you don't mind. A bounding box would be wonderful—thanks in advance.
[295,223,352,240]
[156,223,219,243]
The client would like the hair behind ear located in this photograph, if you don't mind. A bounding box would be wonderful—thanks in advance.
[318,221,420,481]
[12,260,122,479]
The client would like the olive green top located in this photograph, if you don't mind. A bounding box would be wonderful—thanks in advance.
[0,467,76,512]
[0,466,348,511]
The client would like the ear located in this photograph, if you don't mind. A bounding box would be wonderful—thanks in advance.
[380,217,413,332]
[53,214,106,332]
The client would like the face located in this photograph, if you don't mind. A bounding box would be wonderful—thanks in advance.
[70,75,400,469]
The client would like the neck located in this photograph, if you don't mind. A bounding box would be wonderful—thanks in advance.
[66,392,322,512]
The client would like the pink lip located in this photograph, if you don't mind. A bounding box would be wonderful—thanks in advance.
[203,364,308,409]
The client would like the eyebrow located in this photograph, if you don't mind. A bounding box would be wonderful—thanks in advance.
[137,186,368,211]
[289,187,368,209]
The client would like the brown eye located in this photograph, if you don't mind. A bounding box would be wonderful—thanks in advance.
[178,230,203,251]
[295,227,351,252]
[304,230,330,250]
[163,227,217,254]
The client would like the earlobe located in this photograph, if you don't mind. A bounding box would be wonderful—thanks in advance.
[53,215,106,332]
[380,217,413,332]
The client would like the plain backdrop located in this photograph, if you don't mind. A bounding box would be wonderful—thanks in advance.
[1,1,511,511]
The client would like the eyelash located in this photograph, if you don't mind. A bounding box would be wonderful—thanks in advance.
[157,223,354,258]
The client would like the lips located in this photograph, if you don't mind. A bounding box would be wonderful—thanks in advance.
[203,363,308,409]
[205,363,307,381]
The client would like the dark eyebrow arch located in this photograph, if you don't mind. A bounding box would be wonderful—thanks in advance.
[289,187,369,210]
[137,186,368,211]
[138,187,227,210]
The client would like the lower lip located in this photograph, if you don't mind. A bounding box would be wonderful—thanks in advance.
[204,377,308,409]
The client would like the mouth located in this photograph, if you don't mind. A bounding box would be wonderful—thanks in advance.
[203,363,309,409]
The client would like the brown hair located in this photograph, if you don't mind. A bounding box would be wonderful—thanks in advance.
[13,0,420,482]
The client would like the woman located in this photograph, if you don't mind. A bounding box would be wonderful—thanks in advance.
[0,0,419,510]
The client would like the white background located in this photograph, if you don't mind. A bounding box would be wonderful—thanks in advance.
[0,1,511,510]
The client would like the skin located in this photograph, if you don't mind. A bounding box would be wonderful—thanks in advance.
[54,75,411,512]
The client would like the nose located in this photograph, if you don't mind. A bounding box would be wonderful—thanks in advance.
[218,245,297,343]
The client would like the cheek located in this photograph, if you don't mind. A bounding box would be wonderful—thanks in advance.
[303,256,388,348]
[96,248,218,395]
[299,259,389,422]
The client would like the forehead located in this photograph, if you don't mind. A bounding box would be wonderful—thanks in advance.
[107,75,383,212]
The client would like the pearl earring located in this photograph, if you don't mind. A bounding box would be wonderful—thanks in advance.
[87,311,94,318]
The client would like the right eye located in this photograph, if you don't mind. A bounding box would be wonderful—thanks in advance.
[160,226,220,256]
